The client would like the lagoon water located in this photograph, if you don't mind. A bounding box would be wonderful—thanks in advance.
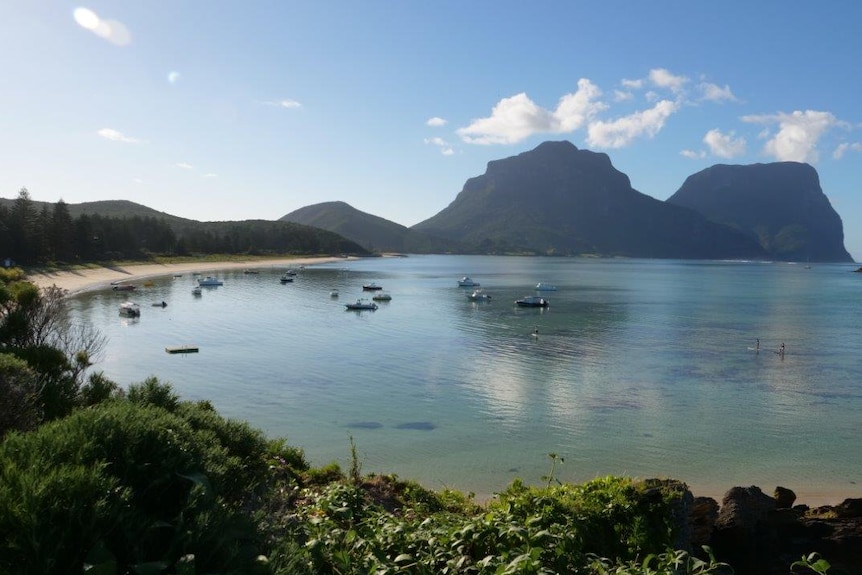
[68,256,862,502]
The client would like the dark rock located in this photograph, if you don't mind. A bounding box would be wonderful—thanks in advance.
[835,498,862,518]
[774,486,796,508]
[688,496,719,547]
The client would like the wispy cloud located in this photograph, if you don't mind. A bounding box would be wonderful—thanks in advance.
[424,137,454,156]
[703,128,746,158]
[586,100,679,149]
[456,79,606,145]
[680,149,707,159]
[699,82,737,103]
[261,99,302,109]
[97,128,141,143]
[742,110,841,162]
[168,71,181,85]
[833,142,862,159]
[621,78,643,90]
[176,162,194,170]
[202,173,218,178]
[73,7,132,46]
[426,117,447,127]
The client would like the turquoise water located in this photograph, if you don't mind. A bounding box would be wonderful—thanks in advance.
[68,256,862,501]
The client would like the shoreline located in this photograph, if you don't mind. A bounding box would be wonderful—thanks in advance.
[24,256,351,294]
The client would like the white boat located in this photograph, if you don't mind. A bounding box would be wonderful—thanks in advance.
[535,283,558,291]
[118,301,140,317]
[457,276,479,287]
[280,275,294,283]
[466,289,491,301]
[362,282,383,291]
[197,276,223,286]
[191,286,202,296]
[345,299,378,311]
[372,292,392,301]
[515,295,549,308]
[330,289,339,297]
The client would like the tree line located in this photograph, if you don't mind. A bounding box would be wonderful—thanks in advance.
[0,188,368,265]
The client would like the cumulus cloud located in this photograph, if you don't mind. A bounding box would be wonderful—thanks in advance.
[649,68,688,93]
[621,78,643,90]
[586,99,679,149]
[699,82,737,102]
[426,117,447,127]
[97,128,141,143]
[73,7,132,46]
[703,128,746,158]
[742,110,840,162]
[613,90,634,102]
[833,142,862,159]
[456,79,606,145]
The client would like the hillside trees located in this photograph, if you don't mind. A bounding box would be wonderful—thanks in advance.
[0,188,368,265]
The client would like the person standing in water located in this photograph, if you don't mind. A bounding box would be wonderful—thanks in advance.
[779,342,785,357]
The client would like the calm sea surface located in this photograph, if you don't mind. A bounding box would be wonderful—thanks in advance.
[68,256,862,501]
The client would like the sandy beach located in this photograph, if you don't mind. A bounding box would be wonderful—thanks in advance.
[25,256,349,294]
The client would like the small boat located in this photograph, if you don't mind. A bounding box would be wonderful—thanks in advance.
[280,275,294,283]
[151,301,167,307]
[372,292,392,301]
[165,345,199,354]
[191,286,202,296]
[515,295,549,308]
[243,269,260,274]
[118,301,141,317]
[112,284,136,291]
[457,276,479,287]
[345,299,378,311]
[283,269,298,276]
[330,289,339,297]
[143,280,155,287]
[535,283,558,291]
[467,289,491,301]
[362,283,383,291]
[197,276,223,286]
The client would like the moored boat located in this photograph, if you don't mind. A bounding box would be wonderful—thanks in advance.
[372,292,392,301]
[197,276,223,286]
[345,299,378,311]
[535,283,558,291]
[467,289,491,301]
[112,284,136,291]
[118,301,141,317]
[515,295,549,308]
[457,276,479,287]
[362,282,383,291]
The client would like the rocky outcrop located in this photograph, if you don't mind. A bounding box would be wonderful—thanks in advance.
[686,485,862,575]
[667,162,853,262]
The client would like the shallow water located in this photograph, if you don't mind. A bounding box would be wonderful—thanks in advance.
[68,256,862,501]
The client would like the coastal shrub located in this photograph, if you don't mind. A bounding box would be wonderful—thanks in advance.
[0,400,273,574]
[0,352,42,437]
[79,370,122,406]
[126,375,180,410]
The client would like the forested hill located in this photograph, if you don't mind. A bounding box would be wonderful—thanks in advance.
[280,201,463,253]
[0,192,370,266]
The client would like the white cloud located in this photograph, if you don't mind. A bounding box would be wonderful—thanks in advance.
[202,173,218,178]
[426,117,447,127]
[424,137,454,156]
[261,99,302,109]
[586,99,679,149]
[97,128,141,143]
[833,142,862,159]
[168,71,181,85]
[613,90,633,102]
[621,78,643,90]
[176,162,194,169]
[649,68,688,93]
[456,79,606,145]
[699,82,737,102]
[703,128,746,158]
[680,149,707,159]
[742,110,840,162]
[72,7,131,46]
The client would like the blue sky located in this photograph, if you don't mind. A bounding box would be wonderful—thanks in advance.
[2,1,861,259]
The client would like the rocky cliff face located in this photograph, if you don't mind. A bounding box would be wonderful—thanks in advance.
[666,163,852,262]
[412,141,766,259]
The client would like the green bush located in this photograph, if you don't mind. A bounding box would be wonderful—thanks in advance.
[0,399,274,574]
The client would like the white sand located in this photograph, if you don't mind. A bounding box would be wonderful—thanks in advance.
[25,257,349,294]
